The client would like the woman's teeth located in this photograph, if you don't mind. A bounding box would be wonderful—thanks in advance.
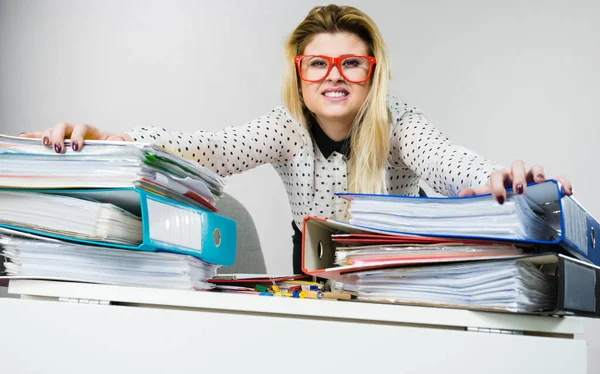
[323,91,348,98]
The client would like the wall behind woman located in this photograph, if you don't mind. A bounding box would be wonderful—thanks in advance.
[1,0,598,370]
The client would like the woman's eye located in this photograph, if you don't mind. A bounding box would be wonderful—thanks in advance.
[310,60,327,68]
[342,59,361,67]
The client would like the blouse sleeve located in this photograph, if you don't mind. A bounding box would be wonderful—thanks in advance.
[126,106,305,177]
[388,95,502,196]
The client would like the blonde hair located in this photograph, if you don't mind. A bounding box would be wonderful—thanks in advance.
[282,4,391,194]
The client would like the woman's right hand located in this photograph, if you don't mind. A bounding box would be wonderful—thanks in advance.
[19,122,132,153]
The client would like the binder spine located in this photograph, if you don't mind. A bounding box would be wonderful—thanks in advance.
[561,196,600,266]
[585,213,600,266]
[141,190,237,266]
[556,256,600,318]
[145,194,204,252]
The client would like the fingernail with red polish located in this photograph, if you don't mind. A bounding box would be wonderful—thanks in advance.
[42,137,49,146]
[516,184,524,194]
[54,143,62,153]
[72,141,79,151]
[497,196,505,205]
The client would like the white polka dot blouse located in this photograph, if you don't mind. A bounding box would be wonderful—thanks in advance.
[127,94,500,228]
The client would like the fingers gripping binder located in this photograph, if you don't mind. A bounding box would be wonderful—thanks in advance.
[0,188,236,266]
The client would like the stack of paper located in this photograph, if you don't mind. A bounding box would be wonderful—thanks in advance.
[334,243,524,266]
[331,281,358,296]
[342,193,556,241]
[0,191,142,245]
[355,259,557,312]
[0,232,217,290]
[0,134,223,210]
[0,134,233,290]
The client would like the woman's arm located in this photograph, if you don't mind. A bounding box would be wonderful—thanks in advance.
[22,106,305,178]
[387,95,573,201]
[388,96,500,197]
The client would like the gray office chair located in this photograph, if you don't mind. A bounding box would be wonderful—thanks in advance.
[214,193,266,274]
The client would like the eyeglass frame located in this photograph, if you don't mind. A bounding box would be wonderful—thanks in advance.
[294,54,377,83]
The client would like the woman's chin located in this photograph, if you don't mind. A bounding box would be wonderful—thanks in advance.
[315,108,357,122]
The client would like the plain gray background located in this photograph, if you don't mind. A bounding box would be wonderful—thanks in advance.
[1,0,598,371]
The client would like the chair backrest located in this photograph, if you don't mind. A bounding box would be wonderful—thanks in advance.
[214,193,266,274]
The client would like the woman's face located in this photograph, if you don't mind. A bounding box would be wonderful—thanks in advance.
[300,32,371,129]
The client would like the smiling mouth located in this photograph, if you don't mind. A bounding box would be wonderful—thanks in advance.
[323,91,349,98]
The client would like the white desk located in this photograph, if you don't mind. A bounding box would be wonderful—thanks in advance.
[0,280,588,374]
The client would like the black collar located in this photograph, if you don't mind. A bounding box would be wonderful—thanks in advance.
[309,117,351,159]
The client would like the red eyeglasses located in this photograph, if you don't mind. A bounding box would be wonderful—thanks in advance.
[295,54,377,83]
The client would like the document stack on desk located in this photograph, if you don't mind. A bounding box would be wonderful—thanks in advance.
[302,180,600,317]
[354,257,558,312]
[0,134,223,211]
[337,180,599,266]
[0,134,237,290]
[0,229,217,290]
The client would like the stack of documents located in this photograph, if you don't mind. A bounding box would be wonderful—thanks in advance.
[0,191,142,245]
[331,281,358,296]
[334,180,600,269]
[0,134,223,211]
[341,192,556,241]
[0,134,236,290]
[334,243,524,266]
[355,258,557,312]
[0,232,216,290]
[302,181,600,316]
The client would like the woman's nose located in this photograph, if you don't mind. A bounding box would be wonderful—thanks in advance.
[326,63,344,82]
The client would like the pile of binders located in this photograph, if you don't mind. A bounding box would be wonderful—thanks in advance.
[302,180,600,318]
[0,134,237,290]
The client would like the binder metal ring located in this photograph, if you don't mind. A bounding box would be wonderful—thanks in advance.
[213,228,221,247]
[318,241,324,260]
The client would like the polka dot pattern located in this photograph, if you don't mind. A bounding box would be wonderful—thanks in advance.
[128,94,499,228]
[387,96,500,197]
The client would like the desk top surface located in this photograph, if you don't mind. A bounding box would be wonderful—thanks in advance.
[7,279,584,335]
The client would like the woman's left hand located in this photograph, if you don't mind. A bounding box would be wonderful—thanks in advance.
[458,160,573,204]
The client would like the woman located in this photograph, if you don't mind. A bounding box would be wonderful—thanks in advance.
[20,5,572,273]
